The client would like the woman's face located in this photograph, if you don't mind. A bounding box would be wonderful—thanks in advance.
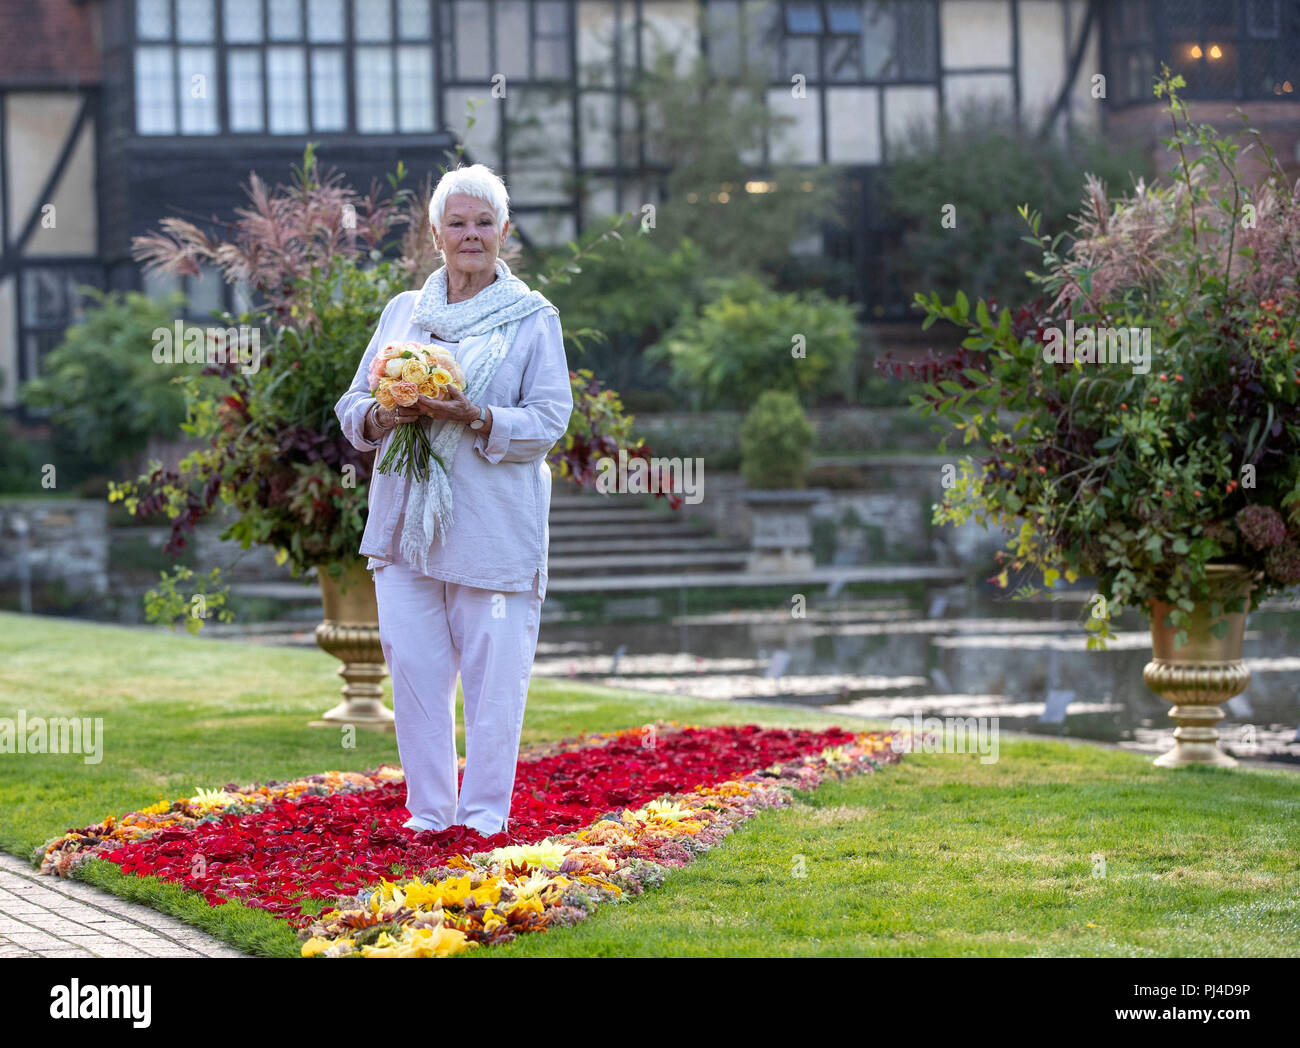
[432,192,508,277]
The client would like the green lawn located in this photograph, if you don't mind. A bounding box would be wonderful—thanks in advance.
[2,610,1298,958]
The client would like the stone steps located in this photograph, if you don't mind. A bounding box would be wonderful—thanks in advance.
[548,508,682,526]
[548,536,739,555]
[548,522,712,541]
[548,550,752,576]
[545,487,750,579]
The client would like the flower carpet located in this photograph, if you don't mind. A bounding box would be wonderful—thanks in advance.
[37,722,903,957]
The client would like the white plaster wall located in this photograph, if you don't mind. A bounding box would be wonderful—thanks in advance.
[444,88,502,167]
[0,275,15,409]
[25,119,98,258]
[641,0,699,76]
[827,86,881,164]
[884,85,940,156]
[944,71,1016,114]
[5,94,87,252]
[1017,0,1070,124]
[941,0,1012,70]
[767,86,822,163]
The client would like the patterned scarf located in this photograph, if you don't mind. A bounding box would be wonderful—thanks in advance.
[400,255,553,573]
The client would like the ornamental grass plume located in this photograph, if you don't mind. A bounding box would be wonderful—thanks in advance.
[130,144,421,331]
[1047,171,1190,318]
[1045,134,1300,320]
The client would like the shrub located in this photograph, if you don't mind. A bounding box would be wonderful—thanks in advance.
[20,287,197,480]
[882,69,1300,645]
[883,96,1150,310]
[647,273,859,410]
[740,391,813,489]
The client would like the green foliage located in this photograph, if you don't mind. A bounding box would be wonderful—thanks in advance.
[143,566,235,634]
[740,390,814,490]
[540,235,715,393]
[0,421,53,494]
[883,97,1150,309]
[893,69,1300,646]
[554,368,645,485]
[271,260,411,435]
[20,287,198,476]
[648,273,859,410]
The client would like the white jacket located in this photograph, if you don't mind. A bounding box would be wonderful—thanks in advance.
[335,289,573,599]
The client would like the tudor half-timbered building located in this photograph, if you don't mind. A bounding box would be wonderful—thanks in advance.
[2,0,1298,417]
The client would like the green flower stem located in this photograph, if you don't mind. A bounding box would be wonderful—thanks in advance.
[376,420,449,481]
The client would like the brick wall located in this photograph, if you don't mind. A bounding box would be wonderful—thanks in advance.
[0,0,102,87]
[1106,99,1300,184]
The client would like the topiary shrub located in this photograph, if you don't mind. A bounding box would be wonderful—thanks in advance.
[740,390,813,490]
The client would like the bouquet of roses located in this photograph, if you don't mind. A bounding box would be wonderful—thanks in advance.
[368,340,468,481]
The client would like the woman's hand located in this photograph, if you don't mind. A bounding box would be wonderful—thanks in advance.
[410,385,479,426]
[378,404,417,426]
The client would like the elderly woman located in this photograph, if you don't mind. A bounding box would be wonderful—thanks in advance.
[334,164,572,839]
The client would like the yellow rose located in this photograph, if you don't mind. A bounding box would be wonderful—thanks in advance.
[400,358,428,383]
[430,367,453,387]
[417,375,438,397]
[374,385,397,410]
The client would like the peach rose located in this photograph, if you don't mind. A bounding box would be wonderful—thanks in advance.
[380,342,405,360]
[389,380,420,407]
[374,385,397,410]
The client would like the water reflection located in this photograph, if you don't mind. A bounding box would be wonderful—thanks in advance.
[533,587,1300,766]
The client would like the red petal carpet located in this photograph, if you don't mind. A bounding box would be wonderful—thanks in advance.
[38,723,903,956]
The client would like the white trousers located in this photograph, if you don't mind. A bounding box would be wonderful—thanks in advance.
[373,562,542,838]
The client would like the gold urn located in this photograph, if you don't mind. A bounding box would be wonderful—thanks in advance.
[311,558,394,730]
[1143,564,1254,768]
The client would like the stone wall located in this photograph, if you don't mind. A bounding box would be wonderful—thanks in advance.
[0,496,300,617]
[0,498,109,605]
[678,459,1007,570]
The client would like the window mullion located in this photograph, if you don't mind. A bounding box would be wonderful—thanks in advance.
[346,0,358,130]
[390,1,399,130]
[529,0,536,82]
[171,0,182,133]
[262,0,271,129]
[216,0,227,132]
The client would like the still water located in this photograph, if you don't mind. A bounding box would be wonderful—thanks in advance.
[530,586,1300,766]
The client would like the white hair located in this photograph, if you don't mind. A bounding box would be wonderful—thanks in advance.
[428,163,510,239]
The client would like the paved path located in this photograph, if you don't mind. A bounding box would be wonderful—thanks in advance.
[0,852,246,958]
